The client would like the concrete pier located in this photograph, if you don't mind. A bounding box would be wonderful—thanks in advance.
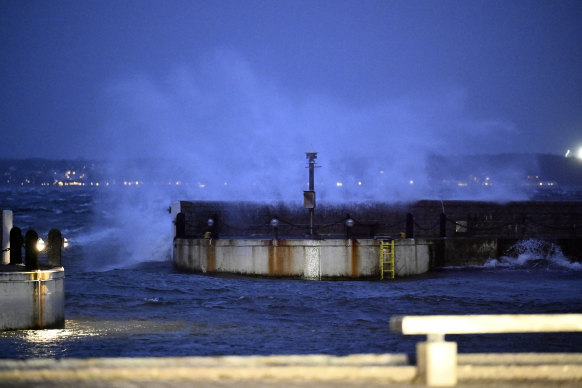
[172,200,436,278]
[0,210,65,330]
[171,200,582,277]
[0,265,65,330]
[173,238,431,279]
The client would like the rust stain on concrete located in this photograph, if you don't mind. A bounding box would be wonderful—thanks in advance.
[268,244,275,275]
[31,276,46,329]
[207,240,216,272]
[268,241,290,276]
[39,282,46,328]
[351,240,359,278]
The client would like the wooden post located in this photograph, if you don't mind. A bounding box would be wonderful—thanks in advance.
[24,230,39,270]
[47,229,62,267]
[9,227,23,265]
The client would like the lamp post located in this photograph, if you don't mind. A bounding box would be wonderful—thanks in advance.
[270,217,279,241]
[304,152,318,236]
[345,215,354,240]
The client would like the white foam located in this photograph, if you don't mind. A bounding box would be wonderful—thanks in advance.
[497,239,582,271]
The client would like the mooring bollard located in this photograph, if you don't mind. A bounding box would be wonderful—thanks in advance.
[9,227,23,265]
[24,230,39,270]
[47,229,62,267]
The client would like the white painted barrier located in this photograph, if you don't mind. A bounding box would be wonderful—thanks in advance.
[1,210,12,265]
[390,314,582,386]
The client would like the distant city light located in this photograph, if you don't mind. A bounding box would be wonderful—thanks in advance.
[565,147,582,160]
[336,182,343,187]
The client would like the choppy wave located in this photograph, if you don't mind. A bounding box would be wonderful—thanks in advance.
[2,188,582,358]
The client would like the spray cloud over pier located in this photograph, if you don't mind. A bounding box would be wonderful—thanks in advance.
[99,50,540,204]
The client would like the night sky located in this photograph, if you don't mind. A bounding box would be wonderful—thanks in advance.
[2,1,581,167]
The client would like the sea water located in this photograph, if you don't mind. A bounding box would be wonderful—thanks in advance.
[0,188,581,359]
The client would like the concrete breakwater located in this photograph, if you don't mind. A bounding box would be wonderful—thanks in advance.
[171,200,582,278]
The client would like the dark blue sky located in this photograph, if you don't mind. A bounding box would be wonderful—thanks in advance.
[2,0,582,161]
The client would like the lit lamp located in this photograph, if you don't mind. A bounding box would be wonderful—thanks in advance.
[205,216,218,239]
[36,238,46,252]
[345,215,354,239]
[270,217,279,241]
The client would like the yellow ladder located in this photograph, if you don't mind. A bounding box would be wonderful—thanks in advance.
[380,240,395,279]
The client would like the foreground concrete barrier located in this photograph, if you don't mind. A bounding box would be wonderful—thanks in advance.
[0,353,581,386]
[0,354,415,384]
[390,314,582,386]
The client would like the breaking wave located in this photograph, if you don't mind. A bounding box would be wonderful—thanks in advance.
[484,239,582,271]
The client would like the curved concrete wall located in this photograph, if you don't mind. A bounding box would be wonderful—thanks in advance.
[0,267,65,330]
[173,239,431,280]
